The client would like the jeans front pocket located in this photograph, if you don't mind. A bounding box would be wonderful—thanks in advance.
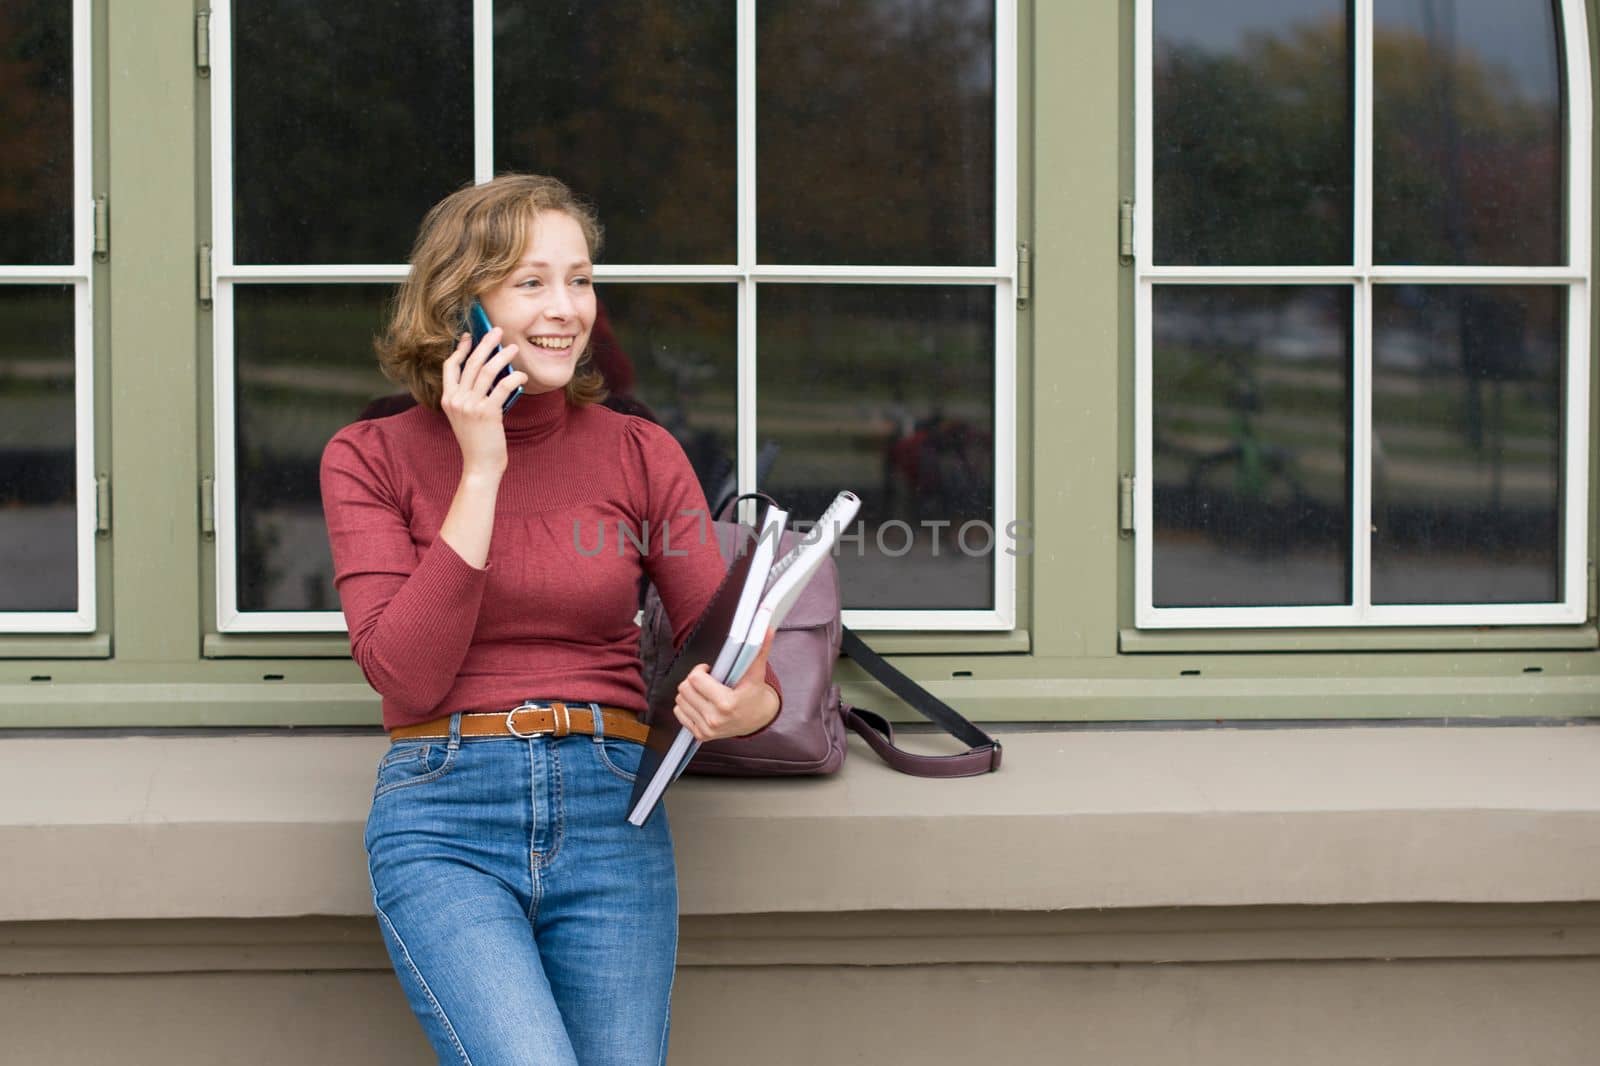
[595,737,645,782]
[373,740,457,799]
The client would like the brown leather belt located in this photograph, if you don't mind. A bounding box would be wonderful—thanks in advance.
[389,701,649,745]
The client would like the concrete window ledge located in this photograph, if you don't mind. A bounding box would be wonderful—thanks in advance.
[2,726,1600,923]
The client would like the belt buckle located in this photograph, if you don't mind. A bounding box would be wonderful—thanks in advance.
[505,701,546,739]
[505,700,571,739]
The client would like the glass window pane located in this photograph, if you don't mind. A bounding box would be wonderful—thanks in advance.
[234,285,398,611]
[0,285,77,611]
[231,2,473,265]
[1374,0,1563,266]
[0,0,73,265]
[758,285,996,611]
[595,284,738,506]
[1152,285,1352,608]
[494,1,736,265]
[1371,285,1562,604]
[757,1,995,266]
[1152,0,1353,266]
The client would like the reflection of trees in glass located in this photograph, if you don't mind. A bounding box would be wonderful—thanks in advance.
[494,1,736,264]
[758,0,995,265]
[1371,286,1561,566]
[232,1,472,264]
[0,287,76,612]
[1155,13,1562,267]
[234,286,394,611]
[0,288,75,506]
[1373,13,1562,265]
[0,0,72,264]
[1154,17,1352,265]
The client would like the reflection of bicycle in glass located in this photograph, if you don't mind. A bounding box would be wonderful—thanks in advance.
[1176,378,1313,557]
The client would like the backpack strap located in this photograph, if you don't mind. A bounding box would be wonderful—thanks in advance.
[839,628,1003,777]
[712,489,781,523]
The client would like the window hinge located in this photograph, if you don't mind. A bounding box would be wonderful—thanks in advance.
[200,476,215,538]
[199,243,213,307]
[95,474,111,535]
[1016,241,1031,309]
[1118,473,1135,536]
[1119,199,1135,264]
[196,11,211,77]
[93,196,109,260]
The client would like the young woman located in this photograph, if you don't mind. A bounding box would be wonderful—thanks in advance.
[320,173,781,1065]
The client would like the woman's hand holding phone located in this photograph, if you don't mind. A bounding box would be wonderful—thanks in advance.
[440,327,526,479]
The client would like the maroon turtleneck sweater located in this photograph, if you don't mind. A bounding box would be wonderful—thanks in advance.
[320,387,778,731]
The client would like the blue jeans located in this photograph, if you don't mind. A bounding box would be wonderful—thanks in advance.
[364,711,677,1065]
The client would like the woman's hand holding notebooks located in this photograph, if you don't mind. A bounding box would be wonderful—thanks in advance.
[626,492,860,826]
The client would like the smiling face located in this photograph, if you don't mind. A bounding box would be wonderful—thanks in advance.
[477,210,597,396]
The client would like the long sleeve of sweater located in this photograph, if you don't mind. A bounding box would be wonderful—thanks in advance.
[320,423,489,717]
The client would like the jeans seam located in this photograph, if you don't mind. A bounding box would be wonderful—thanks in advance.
[541,741,565,868]
[594,739,639,782]
[373,743,456,800]
[372,893,474,1066]
[656,922,677,1066]
[526,741,541,925]
[377,743,424,771]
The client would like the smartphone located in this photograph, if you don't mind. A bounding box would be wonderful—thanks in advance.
[465,301,523,414]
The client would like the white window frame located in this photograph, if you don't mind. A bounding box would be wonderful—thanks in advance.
[1133,0,1592,629]
[0,0,96,634]
[210,0,1017,634]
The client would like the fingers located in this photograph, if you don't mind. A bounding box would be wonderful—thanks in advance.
[489,367,528,404]
[675,664,736,742]
[461,332,519,397]
[442,327,495,386]
[460,327,500,383]
[443,330,520,409]
[442,332,471,387]
[673,665,713,741]
[672,701,709,743]
[473,346,520,398]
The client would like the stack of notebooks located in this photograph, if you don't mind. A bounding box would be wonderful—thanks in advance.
[626,490,861,826]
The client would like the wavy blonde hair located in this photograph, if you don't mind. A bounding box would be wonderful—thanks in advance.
[377,174,609,410]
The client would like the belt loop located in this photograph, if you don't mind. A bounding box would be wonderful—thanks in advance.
[447,712,462,751]
[551,700,571,738]
[590,702,606,742]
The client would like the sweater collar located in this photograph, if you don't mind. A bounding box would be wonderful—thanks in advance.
[503,387,568,444]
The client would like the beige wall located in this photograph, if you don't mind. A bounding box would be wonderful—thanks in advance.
[7,907,1600,1065]
[5,728,1600,1062]
[677,958,1600,1066]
